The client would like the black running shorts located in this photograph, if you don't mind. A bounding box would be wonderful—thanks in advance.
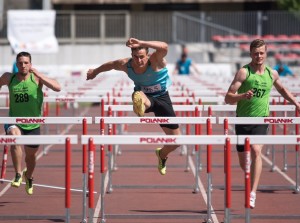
[145,91,179,129]
[5,124,41,148]
[235,124,269,152]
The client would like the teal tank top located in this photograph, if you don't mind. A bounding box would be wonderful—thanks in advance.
[127,59,172,97]
[236,65,273,117]
[9,73,44,130]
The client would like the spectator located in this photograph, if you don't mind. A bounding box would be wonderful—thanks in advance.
[173,52,201,76]
[273,60,295,77]
[12,61,18,74]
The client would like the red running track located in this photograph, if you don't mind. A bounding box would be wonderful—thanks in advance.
[0,105,300,223]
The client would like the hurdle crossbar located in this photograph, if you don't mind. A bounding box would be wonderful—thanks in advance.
[0,117,93,124]
[218,117,300,124]
[204,105,296,112]
[103,104,202,112]
[81,135,235,145]
[106,96,197,103]
[44,96,103,103]
[0,135,77,144]
[238,135,300,145]
[95,116,216,124]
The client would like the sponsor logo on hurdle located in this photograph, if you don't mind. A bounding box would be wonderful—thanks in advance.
[140,137,176,144]
[0,138,16,144]
[264,118,293,124]
[16,118,46,123]
[245,151,251,174]
[140,118,170,123]
[297,137,300,143]
[55,98,75,102]
[89,151,94,177]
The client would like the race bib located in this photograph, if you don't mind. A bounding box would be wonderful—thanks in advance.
[141,84,162,93]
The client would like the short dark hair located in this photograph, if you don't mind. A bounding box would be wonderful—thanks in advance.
[181,53,187,58]
[250,39,267,52]
[16,51,32,63]
[131,47,149,54]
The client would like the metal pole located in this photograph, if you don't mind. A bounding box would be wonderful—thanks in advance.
[88,138,95,223]
[206,118,212,223]
[43,0,52,10]
[65,138,71,223]
[100,119,106,223]
[82,119,88,223]
[225,137,231,223]
[257,11,262,36]
[0,0,3,31]
[245,138,251,223]
[193,107,200,193]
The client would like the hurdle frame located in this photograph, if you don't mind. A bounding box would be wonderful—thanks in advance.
[219,116,300,194]
[0,116,93,223]
[0,135,78,223]
[82,134,236,223]
[95,116,216,194]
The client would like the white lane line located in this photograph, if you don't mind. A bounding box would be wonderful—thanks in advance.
[262,154,296,185]
[93,172,109,223]
[189,155,220,223]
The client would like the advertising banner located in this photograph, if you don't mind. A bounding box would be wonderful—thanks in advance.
[7,10,59,54]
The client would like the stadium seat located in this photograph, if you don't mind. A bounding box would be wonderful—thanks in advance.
[262,34,276,42]
[290,35,300,42]
[276,34,289,42]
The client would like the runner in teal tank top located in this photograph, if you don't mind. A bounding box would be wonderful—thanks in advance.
[0,51,61,195]
[225,39,300,209]
[87,38,182,176]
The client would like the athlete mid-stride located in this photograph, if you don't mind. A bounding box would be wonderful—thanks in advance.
[87,38,181,175]
[0,52,61,195]
[225,39,300,208]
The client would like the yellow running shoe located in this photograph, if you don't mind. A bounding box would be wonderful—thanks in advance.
[23,171,33,195]
[11,173,22,188]
[155,148,168,175]
[132,91,145,117]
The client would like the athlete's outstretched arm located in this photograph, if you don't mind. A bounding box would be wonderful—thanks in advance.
[86,58,128,80]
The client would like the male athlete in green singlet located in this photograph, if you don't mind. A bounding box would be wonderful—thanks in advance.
[0,52,61,195]
[225,39,300,209]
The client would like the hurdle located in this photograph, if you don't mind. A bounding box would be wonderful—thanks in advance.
[101,104,205,166]
[219,116,300,194]
[95,116,216,194]
[0,116,93,223]
[0,135,77,223]
[237,135,300,223]
[206,104,297,170]
[0,145,8,182]
[78,135,300,223]
[81,134,236,223]
[43,96,104,117]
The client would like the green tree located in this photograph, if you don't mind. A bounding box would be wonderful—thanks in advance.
[277,0,300,12]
